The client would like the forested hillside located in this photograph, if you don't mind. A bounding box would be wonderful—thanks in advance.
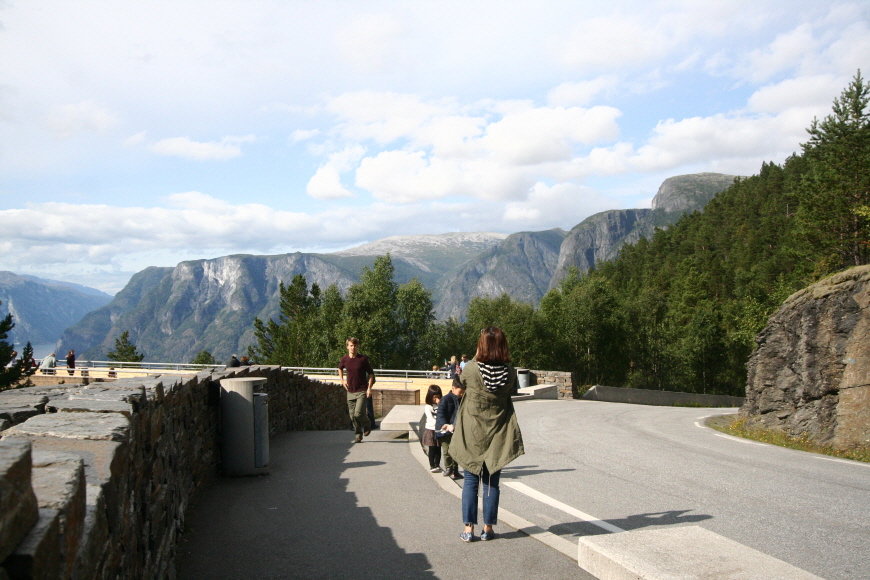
[462,73,870,395]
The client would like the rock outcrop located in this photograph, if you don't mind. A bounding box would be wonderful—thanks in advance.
[741,265,870,449]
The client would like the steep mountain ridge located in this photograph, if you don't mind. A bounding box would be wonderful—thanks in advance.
[434,229,566,320]
[57,172,740,361]
[0,271,112,347]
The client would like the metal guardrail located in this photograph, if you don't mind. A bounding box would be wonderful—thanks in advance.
[32,360,227,372]
[27,361,451,383]
[283,366,453,380]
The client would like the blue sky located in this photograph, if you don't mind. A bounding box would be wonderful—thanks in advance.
[1,0,868,293]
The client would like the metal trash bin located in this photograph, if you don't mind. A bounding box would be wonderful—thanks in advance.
[516,368,530,390]
[220,378,269,476]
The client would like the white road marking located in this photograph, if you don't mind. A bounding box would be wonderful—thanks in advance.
[694,415,712,428]
[503,481,625,534]
[713,433,766,446]
[813,456,870,468]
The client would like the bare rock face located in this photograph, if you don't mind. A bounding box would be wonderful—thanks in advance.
[741,265,870,449]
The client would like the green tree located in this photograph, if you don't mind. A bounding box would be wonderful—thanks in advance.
[797,71,870,273]
[339,255,400,368]
[190,350,216,365]
[107,331,145,363]
[395,278,435,369]
[311,284,345,366]
[0,303,33,390]
[249,275,322,366]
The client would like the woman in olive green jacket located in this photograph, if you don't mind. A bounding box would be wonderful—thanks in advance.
[449,326,524,542]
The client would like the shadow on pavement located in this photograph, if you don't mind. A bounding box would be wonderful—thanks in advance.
[550,509,713,538]
[176,430,435,580]
[500,464,576,478]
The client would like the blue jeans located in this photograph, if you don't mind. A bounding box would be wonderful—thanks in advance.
[461,464,500,526]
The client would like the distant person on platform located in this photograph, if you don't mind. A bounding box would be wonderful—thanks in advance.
[66,349,76,376]
[6,350,17,367]
[40,352,57,375]
[227,354,241,368]
[240,356,251,366]
[338,337,375,443]
[460,354,468,371]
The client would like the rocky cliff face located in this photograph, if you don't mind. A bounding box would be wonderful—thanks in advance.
[0,272,112,347]
[550,209,650,289]
[433,229,566,320]
[651,172,737,213]
[741,265,870,450]
[549,172,738,287]
[59,254,358,363]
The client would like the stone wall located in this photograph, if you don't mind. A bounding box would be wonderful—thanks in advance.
[742,265,870,449]
[529,369,575,399]
[0,366,349,579]
[372,389,419,418]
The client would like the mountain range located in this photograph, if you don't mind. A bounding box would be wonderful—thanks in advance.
[0,272,112,349]
[57,172,739,362]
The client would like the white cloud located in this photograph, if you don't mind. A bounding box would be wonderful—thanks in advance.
[747,75,844,114]
[336,14,405,72]
[741,24,818,83]
[149,135,256,160]
[46,101,118,138]
[124,130,147,146]
[547,77,618,107]
[290,128,320,142]
[560,16,675,70]
[305,145,365,200]
[307,165,354,200]
[502,182,613,228]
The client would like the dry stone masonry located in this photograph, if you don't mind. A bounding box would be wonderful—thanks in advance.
[529,370,575,399]
[0,366,349,579]
[742,265,870,449]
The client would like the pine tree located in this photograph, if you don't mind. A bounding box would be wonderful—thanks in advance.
[190,350,216,365]
[797,71,870,272]
[106,331,145,363]
[0,304,33,390]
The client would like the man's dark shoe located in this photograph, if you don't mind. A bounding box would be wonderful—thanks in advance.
[451,469,462,480]
[442,469,452,477]
[363,429,371,437]
[354,434,363,443]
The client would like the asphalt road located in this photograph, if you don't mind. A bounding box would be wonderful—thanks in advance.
[176,399,869,580]
[499,399,870,580]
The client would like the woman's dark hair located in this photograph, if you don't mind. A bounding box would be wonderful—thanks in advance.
[475,326,510,364]
[425,384,443,405]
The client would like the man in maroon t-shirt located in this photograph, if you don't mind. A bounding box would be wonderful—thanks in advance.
[338,337,375,443]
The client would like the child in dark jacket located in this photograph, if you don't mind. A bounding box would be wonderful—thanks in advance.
[435,377,465,479]
[422,385,443,472]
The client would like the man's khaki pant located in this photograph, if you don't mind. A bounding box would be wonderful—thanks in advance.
[347,391,371,435]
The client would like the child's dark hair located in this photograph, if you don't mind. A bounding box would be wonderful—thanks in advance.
[425,384,443,405]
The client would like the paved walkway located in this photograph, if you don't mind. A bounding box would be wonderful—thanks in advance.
[175,429,589,580]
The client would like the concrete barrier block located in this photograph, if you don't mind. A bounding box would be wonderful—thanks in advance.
[0,439,38,563]
[379,405,425,431]
[577,526,823,580]
[2,508,61,580]
[517,384,558,399]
